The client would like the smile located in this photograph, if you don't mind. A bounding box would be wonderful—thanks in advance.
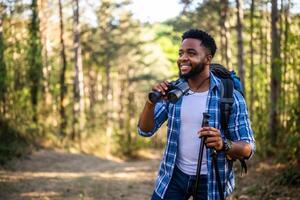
[180,65,191,71]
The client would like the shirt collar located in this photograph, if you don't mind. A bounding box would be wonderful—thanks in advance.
[209,71,222,91]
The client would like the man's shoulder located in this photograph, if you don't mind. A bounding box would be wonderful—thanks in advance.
[232,89,246,102]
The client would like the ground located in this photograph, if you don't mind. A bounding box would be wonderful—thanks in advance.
[0,149,299,200]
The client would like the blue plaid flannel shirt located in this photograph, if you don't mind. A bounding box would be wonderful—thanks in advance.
[138,72,255,200]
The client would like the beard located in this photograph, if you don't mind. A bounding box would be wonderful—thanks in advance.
[179,62,205,80]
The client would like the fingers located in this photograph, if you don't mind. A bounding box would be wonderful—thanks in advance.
[198,127,223,151]
[205,137,222,148]
[205,141,221,148]
[153,80,169,95]
[198,127,221,138]
[201,126,219,132]
[205,137,219,143]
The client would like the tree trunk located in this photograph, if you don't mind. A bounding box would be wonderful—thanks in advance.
[235,0,245,91]
[180,0,193,13]
[0,5,7,115]
[125,68,136,156]
[72,0,85,147]
[118,65,126,134]
[269,0,281,147]
[282,0,290,128]
[249,0,255,118]
[58,0,67,138]
[87,64,97,121]
[28,0,43,123]
[38,0,51,106]
[105,58,113,154]
[219,0,231,68]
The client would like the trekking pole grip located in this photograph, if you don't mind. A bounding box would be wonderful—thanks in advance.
[201,113,210,128]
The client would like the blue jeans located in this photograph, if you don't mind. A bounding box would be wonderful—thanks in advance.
[151,165,208,200]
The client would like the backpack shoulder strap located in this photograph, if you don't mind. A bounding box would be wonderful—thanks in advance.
[220,78,234,133]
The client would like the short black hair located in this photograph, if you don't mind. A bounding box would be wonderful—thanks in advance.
[181,29,217,57]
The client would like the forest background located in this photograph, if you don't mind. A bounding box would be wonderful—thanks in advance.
[0,0,299,182]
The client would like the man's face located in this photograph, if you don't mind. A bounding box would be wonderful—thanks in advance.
[177,38,209,79]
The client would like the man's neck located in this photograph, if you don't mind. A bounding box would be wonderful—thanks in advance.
[187,67,210,92]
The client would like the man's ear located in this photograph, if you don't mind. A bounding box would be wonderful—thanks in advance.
[205,54,213,64]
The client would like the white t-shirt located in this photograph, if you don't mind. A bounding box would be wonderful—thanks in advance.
[176,90,208,175]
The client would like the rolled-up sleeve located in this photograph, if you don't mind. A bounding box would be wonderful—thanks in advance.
[137,101,168,137]
[228,90,256,158]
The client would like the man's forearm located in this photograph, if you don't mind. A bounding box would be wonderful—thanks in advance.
[138,101,156,132]
[226,141,252,160]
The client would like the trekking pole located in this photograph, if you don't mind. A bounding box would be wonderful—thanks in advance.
[211,149,225,200]
[193,113,210,200]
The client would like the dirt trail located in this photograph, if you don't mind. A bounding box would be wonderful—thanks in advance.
[0,150,299,200]
[0,150,161,200]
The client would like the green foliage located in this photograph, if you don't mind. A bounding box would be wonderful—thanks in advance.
[278,102,300,163]
[152,23,181,76]
[273,166,300,186]
[113,130,138,158]
[0,118,29,164]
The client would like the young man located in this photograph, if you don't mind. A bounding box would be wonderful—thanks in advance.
[138,29,255,200]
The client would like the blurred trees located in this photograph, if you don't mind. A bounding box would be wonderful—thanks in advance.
[0,0,299,164]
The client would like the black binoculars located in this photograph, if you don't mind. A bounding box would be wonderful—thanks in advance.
[148,79,190,104]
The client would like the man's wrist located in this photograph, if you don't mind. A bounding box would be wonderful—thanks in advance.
[221,138,232,152]
[146,98,155,106]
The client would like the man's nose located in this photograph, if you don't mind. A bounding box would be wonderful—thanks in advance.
[179,53,188,61]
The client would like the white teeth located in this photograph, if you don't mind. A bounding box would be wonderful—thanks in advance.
[181,65,191,70]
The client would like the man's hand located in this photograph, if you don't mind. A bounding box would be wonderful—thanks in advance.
[139,80,169,132]
[152,80,169,97]
[198,127,223,151]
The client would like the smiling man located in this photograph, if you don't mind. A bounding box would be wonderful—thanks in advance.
[138,29,255,200]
